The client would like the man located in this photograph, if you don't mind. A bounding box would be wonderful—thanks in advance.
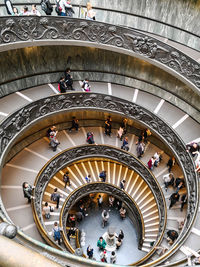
[22,182,34,203]
[167,230,178,245]
[169,192,180,209]
[180,194,187,212]
[97,194,103,208]
[51,188,61,209]
[163,173,174,192]
[104,116,112,136]
[63,171,70,188]
[102,210,109,228]
[99,170,106,182]
[85,174,91,183]
[64,68,74,90]
[120,180,126,190]
[69,117,79,131]
[186,142,200,157]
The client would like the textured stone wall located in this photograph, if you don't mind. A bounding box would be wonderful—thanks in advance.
[1,0,199,49]
[0,45,199,122]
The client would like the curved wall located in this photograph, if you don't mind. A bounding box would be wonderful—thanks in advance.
[0,46,199,121]
[1,0,200,50]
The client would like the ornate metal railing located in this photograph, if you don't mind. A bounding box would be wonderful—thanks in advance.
[0,17,200,94]
[60,182,149,256]
[32,147,166,254]
[0,92,198,266]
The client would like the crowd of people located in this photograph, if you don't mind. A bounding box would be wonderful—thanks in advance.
[20,102,200,264]
[5,0,96,19]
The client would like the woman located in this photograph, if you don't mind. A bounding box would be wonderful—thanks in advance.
[97,237,107,250]
[87,245,93,259]
[116,237,122,249]
[86,2,96,20]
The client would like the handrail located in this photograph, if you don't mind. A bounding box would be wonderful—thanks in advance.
[0,17,200,94]
[0,92,198,266]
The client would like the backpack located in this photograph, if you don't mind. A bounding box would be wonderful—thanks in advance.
[51,193,58,202]
[53,228,61,239]
[41,0,47,12]
[45,212,50,219]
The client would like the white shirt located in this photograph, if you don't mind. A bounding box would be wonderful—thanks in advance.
[30,9,41,16]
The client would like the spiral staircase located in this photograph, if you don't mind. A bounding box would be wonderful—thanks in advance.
[0,1,200,266]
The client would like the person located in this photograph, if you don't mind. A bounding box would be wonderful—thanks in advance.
[154,151,163,167]
[51,188,61,209]
[4,0,14,15]
[116,237,122,249]
[67,227,76,241]
[169,192,180,209]
[13,7,19,15]
[85,2,96,20]
[65,0,75,17]
[180,194,187,211]
[120,180,126,190]
[100,250,107,263]
[120,207,126,219]
[69,117,79,132]
[116,200,122,210]
[110,251,116,264]
[68,214,76,227]
[76,211,83,222]
[136,132,144,145]
[20,6,30,15]
[136,142,144,159]
[121,137,129,151]
[118,230,124,240]
[64,68,74,90]
[102,210,109,228]
[121,118,128,134]
[97,194,103,208]
[174,178,184,193]
[85,174,91,183]
[148,156,156,171]
[105,116,112,136]
[108,195,115,209]
[167,157,175,173]
[186,142,200,157]
[63,171,70,188]
[47,125,57,137]
[167,230,178,245]
[117,126,124,141]
[163,173,174,192]
[52,222,62,245]
[79,204,88,217]
[86,132,95,144]
[143,128,151,143]
[82,79,91,92]
[192,256,200,265]
[87,245,94,259]
[43,202,54,219]
[49,131,60,151]
[99,170,106,182]
[58,77,67,93]
[30,4,41,16]
[97,237,106,250]
[40,0,53,15]
[22,182,34,203]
